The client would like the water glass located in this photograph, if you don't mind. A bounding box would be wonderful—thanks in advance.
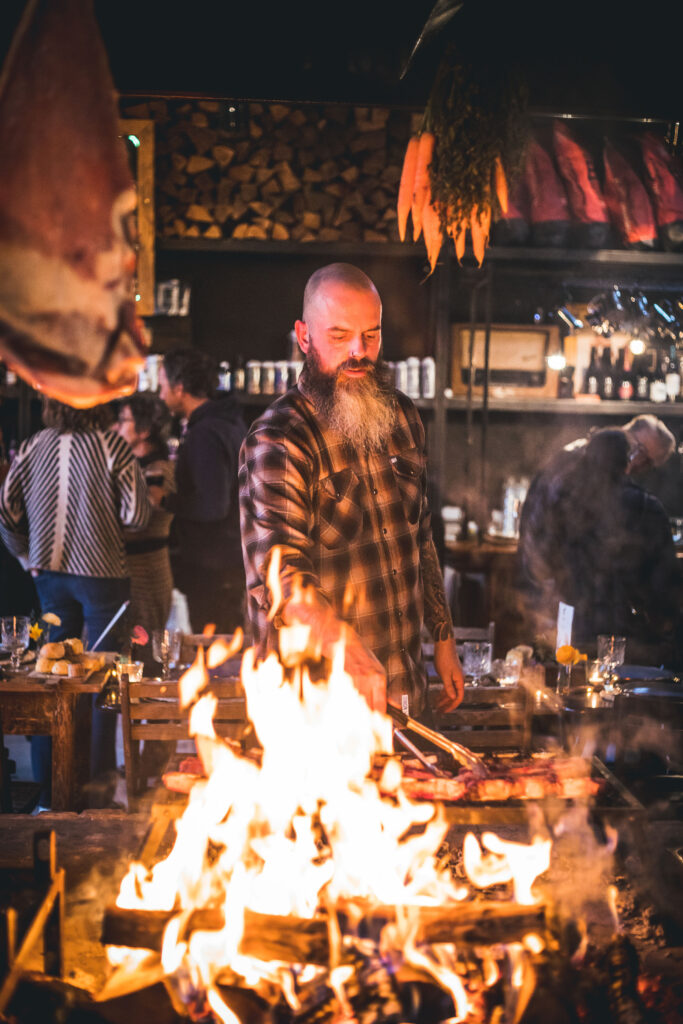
[116,659,144,682]
[152,629,181,680]
[1,615,31,671]
[461,641,493,687]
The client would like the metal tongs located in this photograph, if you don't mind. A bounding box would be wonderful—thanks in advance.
[387,704,489,778]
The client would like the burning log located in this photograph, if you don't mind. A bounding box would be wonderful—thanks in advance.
[102,901,547,961]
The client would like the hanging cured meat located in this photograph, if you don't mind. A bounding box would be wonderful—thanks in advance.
[552,120,611,248]
[603,140,657,250]
[0,0,147,407]
[639,132,683,252]
[523,136,570,248]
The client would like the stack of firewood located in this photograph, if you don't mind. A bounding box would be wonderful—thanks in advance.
[121,98,419,243]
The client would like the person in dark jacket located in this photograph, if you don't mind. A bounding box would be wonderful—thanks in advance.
[159,348,247,634]
[518,426,682,666]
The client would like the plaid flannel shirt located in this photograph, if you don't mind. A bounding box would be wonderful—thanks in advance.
[239,384,452,714]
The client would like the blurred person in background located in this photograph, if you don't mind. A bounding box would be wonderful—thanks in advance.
[0,398,149,807]
[518,426,681,666]
[158,348,246,635]
[115,393,175,667]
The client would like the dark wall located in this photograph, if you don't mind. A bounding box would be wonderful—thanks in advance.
[155,249,434,365]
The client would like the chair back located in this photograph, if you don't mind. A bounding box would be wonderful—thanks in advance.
[452,621,495,644]
[120,675,247,806]
[430,684,532,754]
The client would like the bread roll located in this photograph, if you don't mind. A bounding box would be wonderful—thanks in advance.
[64,638,84,656]
[67,662,85,677]
[36,657,55,674]
[42,642,65,659]
[81,654,104,671]
[51,660,70,675]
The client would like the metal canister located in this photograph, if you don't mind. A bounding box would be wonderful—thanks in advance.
[288,360,303,386]
[395,360,408,394]
[275,360,290,393]
[232,365,245,392]
[405,357,421,399]
[261,361,276,395]
[246,360,261,394]
[420,356,436,399]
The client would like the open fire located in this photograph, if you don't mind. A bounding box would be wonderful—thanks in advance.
[103,559,617,1024]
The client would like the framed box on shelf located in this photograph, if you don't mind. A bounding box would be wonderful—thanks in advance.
[451,323,561,400]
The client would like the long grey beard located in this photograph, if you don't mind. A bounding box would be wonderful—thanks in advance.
[301,355,397,453]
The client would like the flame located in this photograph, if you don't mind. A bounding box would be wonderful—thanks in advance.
[110,546,557,1019]
[207,629,243,669]
[462,832,551,905]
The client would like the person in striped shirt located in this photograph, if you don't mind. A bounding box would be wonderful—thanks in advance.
[0,398,149,806]
[239,263,464,719]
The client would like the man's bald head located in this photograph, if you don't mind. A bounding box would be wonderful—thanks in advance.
[302,263,380,321]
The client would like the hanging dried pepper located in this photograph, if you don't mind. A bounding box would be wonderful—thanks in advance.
[398,47,529,269]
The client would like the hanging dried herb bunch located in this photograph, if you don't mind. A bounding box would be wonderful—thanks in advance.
[397,45,529,271]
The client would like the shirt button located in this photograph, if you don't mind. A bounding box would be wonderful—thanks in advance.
[392,568,397,575]
[372,487,378,495]
[383,527,387,535]
[397,609,403,619]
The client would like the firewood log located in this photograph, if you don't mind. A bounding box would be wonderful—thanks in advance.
[213,145,235,169]
[186,155,215,175]
[185,204,214,223]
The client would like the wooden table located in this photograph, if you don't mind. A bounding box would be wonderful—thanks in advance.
[0,671,108,812]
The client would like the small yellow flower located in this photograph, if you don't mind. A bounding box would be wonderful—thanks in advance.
[556,644,587,666]
[29,622,43,642]
[41,612,62,626]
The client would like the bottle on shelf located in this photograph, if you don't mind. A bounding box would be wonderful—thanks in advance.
[583,345,602,396]
[632,354,650,401]
[615,347,634,401]
[599,345,615,400]
[665,343,681,403]
[649,349,668,403]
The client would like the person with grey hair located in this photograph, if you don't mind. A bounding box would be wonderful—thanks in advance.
[239,263,464,717]
[518,421,681,665]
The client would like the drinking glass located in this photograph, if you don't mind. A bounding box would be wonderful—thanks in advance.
[461,641,493,687]
[116,659,144,683]
[597,634,626,691]
[152,629,181,681]
[1,616,31,671]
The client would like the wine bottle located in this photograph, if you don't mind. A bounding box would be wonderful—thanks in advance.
[632,354,650,401]
[600,345,615,400]
[649,349,668,403]
[616,347,634,401]
[665,343,681,403]
[583,345,602,396]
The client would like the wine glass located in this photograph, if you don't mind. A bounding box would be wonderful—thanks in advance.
[1,615,31,671]
[461,641,493,687]
[152,629,181,681]
[597,634,626,692]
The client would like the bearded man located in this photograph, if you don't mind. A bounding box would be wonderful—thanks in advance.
[239,263,464,716]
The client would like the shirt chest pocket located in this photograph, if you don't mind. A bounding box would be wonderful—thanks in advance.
[390,449,423,525]
[317,469,363,549]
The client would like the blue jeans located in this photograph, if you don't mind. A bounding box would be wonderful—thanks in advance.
[32,572,130,804]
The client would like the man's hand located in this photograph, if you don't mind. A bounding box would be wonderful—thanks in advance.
[283,591,387,714]
[432,636,465,711]
[339,625,387,714]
